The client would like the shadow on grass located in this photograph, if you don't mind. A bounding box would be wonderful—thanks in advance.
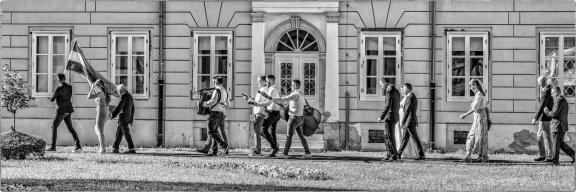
[1,179,349,191]
[34,156,71,162]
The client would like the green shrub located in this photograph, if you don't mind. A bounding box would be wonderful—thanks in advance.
[1,130,46,160]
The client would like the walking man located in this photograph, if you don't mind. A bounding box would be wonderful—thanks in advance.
[543,86,575,165]
[397,83,425,160]
[48,73,82,152]
[110,84,136,154]
[271,80,312,159]
[378,78,400,161]
[247,76,269,156]
[531,76,553,161]
[261,75,282,157]
[202,76,229,156]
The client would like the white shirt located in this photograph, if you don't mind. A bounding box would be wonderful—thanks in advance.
[252,87,268,115]
[265,85,282,111]
[203,85,229,113]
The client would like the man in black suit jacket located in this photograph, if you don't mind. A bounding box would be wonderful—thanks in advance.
[397,83,425,160]
[544,86,575,165]
[378,78,400,161]
[531,76,553,161]
[48,73,81,152]
[111,84,136,154]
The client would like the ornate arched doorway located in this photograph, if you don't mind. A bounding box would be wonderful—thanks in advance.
[265,17,326,108]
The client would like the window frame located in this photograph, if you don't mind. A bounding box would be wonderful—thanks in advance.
[359,31,402,101]
[110,31,150,100]
[446,32,489,101]
[31,31,70,97]
[540,32,576,98]
[192,31,233,99]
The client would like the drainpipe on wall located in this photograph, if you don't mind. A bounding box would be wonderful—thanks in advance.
[157,1,166,147]
[428,0,436,150]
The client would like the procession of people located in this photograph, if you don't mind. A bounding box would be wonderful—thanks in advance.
[47,69,576,165]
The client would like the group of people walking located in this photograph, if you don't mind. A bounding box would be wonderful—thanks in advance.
[195,75,312,159]
[46,72,575,165]
[48,73,136,154]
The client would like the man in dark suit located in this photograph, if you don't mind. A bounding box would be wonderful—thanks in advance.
[531,76,553,161]
[48,73,82,152]
[378,78,400,161]
[544,86,575,165]
[111,84,136,154]
[397,83,425,160]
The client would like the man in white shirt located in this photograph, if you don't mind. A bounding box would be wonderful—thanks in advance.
[261,75,282,157]
[247,76,268,155]
[202,76,229,156]
[271,80,311,159]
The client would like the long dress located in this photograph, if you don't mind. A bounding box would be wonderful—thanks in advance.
[465,92,489,161]
[94,93,108,139]
[396,95,418,158]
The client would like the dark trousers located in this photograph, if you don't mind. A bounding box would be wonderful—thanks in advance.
[551,131,575,163]
[50,113,81,148]
[252,113,266,153]
[112,122,135,150]
[383,120,397,158]
[207,111,228,153]
[201,115,227,152]
[283,116,310,155]
[262,110,281,149]
[398,126,425,157]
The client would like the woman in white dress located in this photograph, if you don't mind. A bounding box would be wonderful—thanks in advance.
[395,85,418,159]
[87,80,110,153]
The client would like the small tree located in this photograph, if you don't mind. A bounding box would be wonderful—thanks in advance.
[0,64,31,132]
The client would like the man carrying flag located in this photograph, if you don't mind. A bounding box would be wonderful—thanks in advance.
[66,39,119,97]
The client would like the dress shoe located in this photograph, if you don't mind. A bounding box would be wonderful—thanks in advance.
[383,156,391,161]
[46,148,56,151]
[571,155,575,164]
[544,159,554,163]
[72,147,83,153]
[123,150,136,154]
[533,157,546,161]
[268,148,279,157]
[415,156,425,161]
[196,149,209,154]
[112,149,120,154]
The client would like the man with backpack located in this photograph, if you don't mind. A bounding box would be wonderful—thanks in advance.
[201,76,229,156]
[271,79,312,159]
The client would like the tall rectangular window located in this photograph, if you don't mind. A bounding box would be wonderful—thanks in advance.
[31,32,69,97]
[540,32,576,97]
[447,32,489,101]
[111,32,149,99]
[359,31,402,100]
[192,31,233,96]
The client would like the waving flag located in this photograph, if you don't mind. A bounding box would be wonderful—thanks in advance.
[66,40,119,97]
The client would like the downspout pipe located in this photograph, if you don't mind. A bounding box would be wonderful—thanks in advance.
[157,1,166,147]
[428,0,436,150]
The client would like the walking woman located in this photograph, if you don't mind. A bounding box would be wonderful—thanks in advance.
[88,79,111,153]
[459,79,490,162]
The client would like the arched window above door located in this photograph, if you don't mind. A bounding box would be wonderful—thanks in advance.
[276,29,319,52]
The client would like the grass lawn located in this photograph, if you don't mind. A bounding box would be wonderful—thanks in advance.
[1,147,574,191]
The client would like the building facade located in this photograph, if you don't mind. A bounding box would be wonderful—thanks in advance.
[1,0,575,153]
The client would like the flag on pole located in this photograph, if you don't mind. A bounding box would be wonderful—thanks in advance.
[66,39,119,97]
